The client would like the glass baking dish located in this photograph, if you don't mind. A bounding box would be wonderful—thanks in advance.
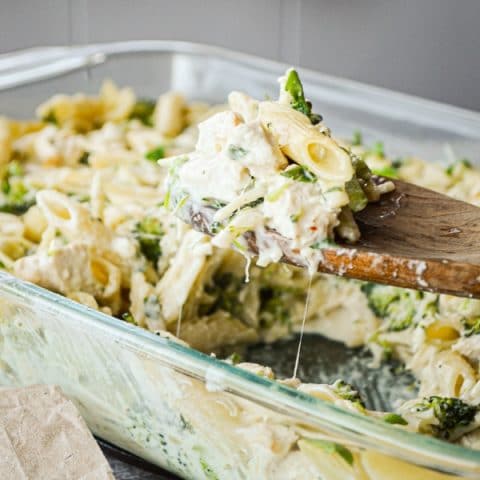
[1,41,480,479]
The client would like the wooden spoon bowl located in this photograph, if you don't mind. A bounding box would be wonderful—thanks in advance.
[186,179,480,298]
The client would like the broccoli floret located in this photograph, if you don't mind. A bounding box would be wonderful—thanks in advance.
[332,380,365,409]
[361,283,419,331]
[414,396,479,440]
[462,317,480,336]
[259,285,295,328]
[283,69,322,125]
[368,331,394,361]
[134,217,164,265]
[0,161,35,214]
[204,272,245,320]
[361,283,399,317]
[129,99,156,126]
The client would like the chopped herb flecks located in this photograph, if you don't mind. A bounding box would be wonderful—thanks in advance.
[281,165,317,183]
[462,317,480,337]
[332,379,366,409]
[446,158,472,176]
[42,111,58,125]
[227,144,248,160]
[78,152,90,165]
[199,458,219,480]
[134,217,164,265]
[202,197,227,209]
[130,99,156,126]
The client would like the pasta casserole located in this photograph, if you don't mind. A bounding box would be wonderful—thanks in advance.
[0,69,480,479]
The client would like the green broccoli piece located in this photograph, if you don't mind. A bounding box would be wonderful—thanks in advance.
[445,158,472,176]
[226,352,242,365]
[258,285,293,328]
[145,146,165,162]
[462,317,480,337]
[303,439,354,466]
[78,152,90,165]
[345,175,368,212]
[121,311,137,325]
[368,332,394,361]
[414,396,478,440]
[0,162,35,215]
[392,157,404,168]
[134,217,164,265]
[6,161,24,177]
[351,130,363,146]
[202,197,227,209]
[204,272,245,320]
[371,165,399,179]
[332,380,365,409]
[360,283,419,331]
[383,413,408,425]
[350,156,381,203]
[42,110,58,125]
[361,283,399,317]
[129,99,156,126]
[199,458,219,480]
[369,141,385,158]
[281,165,317,183]
[283,69,322,125]
[242,197,264,209]
[310,238,338,250]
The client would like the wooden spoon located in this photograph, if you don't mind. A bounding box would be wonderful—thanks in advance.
[186,179,480,299]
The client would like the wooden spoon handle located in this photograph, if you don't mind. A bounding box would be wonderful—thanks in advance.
[317,248,480,298]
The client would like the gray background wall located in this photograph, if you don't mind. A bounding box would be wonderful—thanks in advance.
[1,0,479,110]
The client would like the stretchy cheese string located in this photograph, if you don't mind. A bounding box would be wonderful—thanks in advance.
[293,273,313,379]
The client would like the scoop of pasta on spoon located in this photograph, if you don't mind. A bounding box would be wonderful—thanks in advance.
[165,69,480,299]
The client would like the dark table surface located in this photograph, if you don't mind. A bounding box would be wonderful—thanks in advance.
[107,456,166,480]
[99,441,179,480]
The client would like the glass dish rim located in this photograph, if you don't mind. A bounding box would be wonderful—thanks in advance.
[1,40,480,476]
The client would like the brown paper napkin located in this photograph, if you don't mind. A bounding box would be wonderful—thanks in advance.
[0,384,114,479]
